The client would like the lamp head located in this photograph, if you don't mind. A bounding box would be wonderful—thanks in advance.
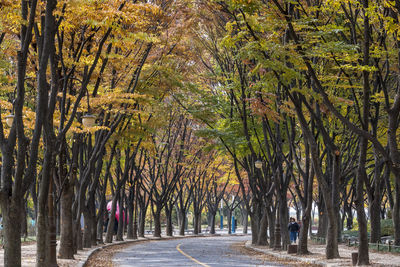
[5,114,14,127]
[255,160,262,169]
[82,114,96,128]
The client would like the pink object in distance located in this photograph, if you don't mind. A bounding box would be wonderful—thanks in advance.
[106,201,125,222]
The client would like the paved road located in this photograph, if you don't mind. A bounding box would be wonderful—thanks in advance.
[112,235,287,267]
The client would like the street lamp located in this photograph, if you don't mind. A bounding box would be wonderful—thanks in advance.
[5,114,14,127]
[220,201,223,230]
[82,85,96,128]
[274,205,282,250]
[82,114,96,128]
[255,160,262,169]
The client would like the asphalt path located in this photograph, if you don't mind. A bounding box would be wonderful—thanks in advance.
[112,235,287,267]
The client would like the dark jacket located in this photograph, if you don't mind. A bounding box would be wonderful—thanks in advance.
[288,222,300,232]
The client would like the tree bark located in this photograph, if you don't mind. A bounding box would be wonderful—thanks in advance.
[127,189,134,239]
[257,209,269,246]
[393,182,400,246]
[179,211,186,236]
[241,204,248,234]
[153,208,162,238]
[138,207,146,238]
[21,203,28,240]
[267,207,275,249]
[58,181,74,259]
[82,209,92,248]
[279,193,290,247]
[166,205,173,236]
[297,167,314,255]
[36,147,55,266]
[1,197,22,267]
[250,210,260,245]
[210,211,216,234]
[194,212,200,235]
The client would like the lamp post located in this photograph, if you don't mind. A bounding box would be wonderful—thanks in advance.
[274,204,282,250]
[220,200,223,230]
[5,99,16,127]
[133,180,138,239]
[82,87,96,128]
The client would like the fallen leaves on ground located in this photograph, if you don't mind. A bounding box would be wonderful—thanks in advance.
[85,241,148,267]
[230,242,321,267]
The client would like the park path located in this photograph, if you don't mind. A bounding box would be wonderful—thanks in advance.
[4,233,400,266]
[112,235,286,267]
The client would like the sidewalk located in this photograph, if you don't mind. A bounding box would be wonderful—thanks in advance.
[246,241,400,266]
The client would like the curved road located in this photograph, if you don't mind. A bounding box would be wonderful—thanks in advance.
[112,235,286,266]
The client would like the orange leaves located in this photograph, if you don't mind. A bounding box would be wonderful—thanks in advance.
[247,93,281,122]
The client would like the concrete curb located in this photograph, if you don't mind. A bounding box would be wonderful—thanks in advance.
[244,241,326,266]
[77,238,147,267]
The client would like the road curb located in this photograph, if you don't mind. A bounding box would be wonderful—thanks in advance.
[244,241,325,266]
[78,238,147,267]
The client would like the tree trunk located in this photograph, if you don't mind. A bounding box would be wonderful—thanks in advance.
[321,153,341,259]
[279,194,290,247]
[250,212,260,245]
[75,222,83,251]
[227,209,232,234]
[97,214,104,244]
[345,204,353,230]
[47,181,57,267]
[1,198,22,267]
[298,167,314,255]
[89,198,97,246]
[210,211,216,234]
[176,204,182,229]
[82,210,92,248]
[36,149,54,266]
[127,190,134,239]
[138,208,146,238]
[393,182,400,246]
[317,198,328,237]
[153,208,162,238]
[58,181,74,259]
[179,211,186,236]
[267,207,275,249]
[21,203,28,240]
[198,214,202,234]
[166,206,173,236]
[257,209,269,246]
[369,197,381,243]
[194,212,200,235]
[355,137,370,264]
[241,205,248,234]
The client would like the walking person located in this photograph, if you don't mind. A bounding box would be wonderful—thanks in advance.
[288,217,300,244]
